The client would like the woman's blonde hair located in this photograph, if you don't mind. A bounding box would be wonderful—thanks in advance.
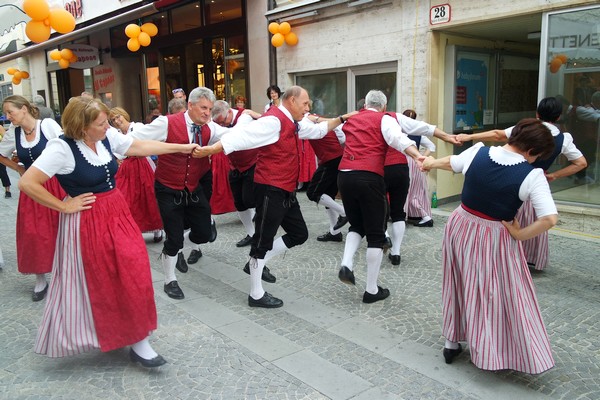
[108,107,131,124]
[61,97,109,140]
[2,95,40,119]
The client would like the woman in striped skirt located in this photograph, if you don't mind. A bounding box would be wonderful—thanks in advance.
[405,135,435,227]
[423,118,557,374]
[18,97,198,367]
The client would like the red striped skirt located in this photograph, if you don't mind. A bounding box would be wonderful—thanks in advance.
[16,176,65,274]
[35,189,157,357]
[516,199,549,270]
[115,157,162,232]
[441,206,554,374]
[405,157,431,218]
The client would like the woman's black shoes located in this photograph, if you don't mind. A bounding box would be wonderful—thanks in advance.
[129,348,167,368]
[443,343,463,364]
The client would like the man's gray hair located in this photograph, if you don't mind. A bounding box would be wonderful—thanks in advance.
[33,95,46,107]
[282,86,303,101]
[168,98,187,114]
[365,90,387,111]
[212,100,230,120]
[189,87,216,104]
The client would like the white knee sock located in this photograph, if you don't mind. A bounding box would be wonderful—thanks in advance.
[341,231,362,270]
[318,194,345,216]
[264,237,288,263]
[153,229,162,239]
[34,273,47,292]
[365,247,383,294]
[249,257,265,300]
[238,209,255,236]
[390,221,406,256]
[162,254,177,284]
[131,337,158,359]
[325,208,341,234]
[445,339,459,350]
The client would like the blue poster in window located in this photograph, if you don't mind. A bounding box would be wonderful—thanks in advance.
[455,57,488,130]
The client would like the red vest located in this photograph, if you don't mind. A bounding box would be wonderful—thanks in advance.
[309,130,343,165]
[253,107,299,192]
[383,112,408,166]
[155,113,211,191]
[339,109,388,176]
[226,108,259,172]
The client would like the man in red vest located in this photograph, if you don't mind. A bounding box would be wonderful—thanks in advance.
[195,86,354,308]
[131,87,227,300]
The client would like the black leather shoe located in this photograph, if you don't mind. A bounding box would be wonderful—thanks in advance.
[187,249,202,264]
[243,262,276,283]
[176,252,189,272]
[362,286,390,303]
[248,292,283,308]
[153,231,163,243]
[209,220,217,242]
[388,254,401,265]
[317,232,342,242]
[164,281,184,299]
[32,284,48,302]
[129,348,167,368]
[4,191,11,198]
[338,266,355,285]
[415,219,434,227]
[333,215,349,230]
[443,343,463,364]
[383,237,392,252]
[236,235,253,247]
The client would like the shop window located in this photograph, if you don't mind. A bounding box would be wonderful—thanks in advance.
[205,0,242,25]
[543,5,600,205]
[296,72,347,117]
[172,3,202,33]
[355,69,397,113]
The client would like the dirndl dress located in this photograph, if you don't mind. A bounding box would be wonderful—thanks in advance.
[441,206,554,374]
[405,156,431,219]
[115,156,163,232]
[210,152,236,214]
[516,199,549,270]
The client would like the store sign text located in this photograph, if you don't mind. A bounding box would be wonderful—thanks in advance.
[549,33,599,49]
[64,0,83,19]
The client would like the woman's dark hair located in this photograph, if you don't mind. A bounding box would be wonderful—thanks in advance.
[536,97,563,123]
[402,109,417,120]
[266,85,281,99]
[508,118,555,161]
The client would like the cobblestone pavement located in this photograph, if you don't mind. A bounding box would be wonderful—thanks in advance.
[1,169,599,400]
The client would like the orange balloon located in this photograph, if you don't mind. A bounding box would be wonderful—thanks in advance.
[69,54,78,63]
[26,20,51,43]
[271,33,285,47]
[268,22,280,35]
[49,49,62,60]
[125,24,141,39]
[60,48,74,60]
[278,22,291,35]
[49,9,76,34]
[6,68,16,75]
[549,58,562,73]
[127,38,141,52]
[138,32,151,47]
[21,71,30,79]
[284,32,298,46]
[556,54,568,64]
[58,59,70,69]
[141,22,158,37]
[13,71,22,80]
[23,0,50,21]
[12,77,22,85]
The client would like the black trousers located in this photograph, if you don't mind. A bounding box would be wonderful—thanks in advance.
[0,164,10,188]
[338,170,388,248]
[305,156,341,203]
[229,165,256,212]
[155,172,213,256]
[250,183,308,259]
[383,163,410,222]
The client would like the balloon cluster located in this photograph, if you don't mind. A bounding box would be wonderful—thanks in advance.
[268,22,298,47]
[23,0,76,44]
[549,54,568,74]
[125,23,159,52]
[49,48,77,69]
[7,68,30,85]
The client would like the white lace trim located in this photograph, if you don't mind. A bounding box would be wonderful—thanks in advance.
[488,146,527,166]
[74,139,113,166]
